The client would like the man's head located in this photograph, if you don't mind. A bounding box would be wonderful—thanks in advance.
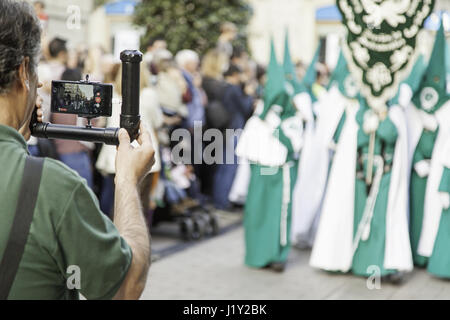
[0,0,42,133]
[33,0,45,14]
[315,62,329,86]
[175,49,199,74]
[48,37,68,64]
[146,37,167,53]
[231,46,248,70]
[220,22,237,41]
[223,64,242,85]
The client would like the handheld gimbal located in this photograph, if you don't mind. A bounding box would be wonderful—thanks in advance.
[30,50,143,145]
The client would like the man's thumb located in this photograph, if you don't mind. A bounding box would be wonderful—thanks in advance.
[118,128,130,146]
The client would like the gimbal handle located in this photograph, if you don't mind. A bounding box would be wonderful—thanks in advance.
[30,50,143,146]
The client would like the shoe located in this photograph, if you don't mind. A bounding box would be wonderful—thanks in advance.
[384,272,405,285]
[270,262,286,273]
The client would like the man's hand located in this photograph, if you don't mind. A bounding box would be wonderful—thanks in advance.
[115,122,155,186]
[19,95,44,140]
[112,121,154,300]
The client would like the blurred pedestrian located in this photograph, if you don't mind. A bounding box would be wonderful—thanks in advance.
[175,49,206,130]
[46,37,68,81]
[200,49,229,196]
[154,49,188,120]
[213,64,254,210]
[217,22,237,59]
[33,0,48,33]
[144,36,167,70]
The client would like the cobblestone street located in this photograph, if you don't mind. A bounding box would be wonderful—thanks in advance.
[142,221,450,300]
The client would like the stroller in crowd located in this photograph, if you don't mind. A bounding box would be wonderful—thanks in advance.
[150,115,219,241]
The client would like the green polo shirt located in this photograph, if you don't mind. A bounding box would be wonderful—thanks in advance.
[0,124,132,300]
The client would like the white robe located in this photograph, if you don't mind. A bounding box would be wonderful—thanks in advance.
[291,87,346,245]
[309,99,359,272]
[310,104,413,272]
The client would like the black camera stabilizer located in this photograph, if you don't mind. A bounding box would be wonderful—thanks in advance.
[30,50,142,145]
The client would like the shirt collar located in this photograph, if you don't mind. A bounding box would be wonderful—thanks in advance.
[0,124,29,151]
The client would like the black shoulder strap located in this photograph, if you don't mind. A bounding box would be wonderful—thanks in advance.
[0,156,44,300]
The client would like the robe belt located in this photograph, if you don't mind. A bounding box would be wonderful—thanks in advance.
[280,162,293,247]
[357,153,393,179]
[353,155,385,253]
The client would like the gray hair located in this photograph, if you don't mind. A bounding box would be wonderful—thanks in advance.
[0,0,42,95]
[175,49,199,68]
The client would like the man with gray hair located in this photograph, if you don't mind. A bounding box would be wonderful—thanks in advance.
[175,49,206,130]
[0,0,153,300]
[175,49,206,184]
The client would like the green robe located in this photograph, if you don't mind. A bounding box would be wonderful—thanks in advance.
[409,129,438,266]
[426,167,450,278]
[351,105,398,277]
[244,121,299,268]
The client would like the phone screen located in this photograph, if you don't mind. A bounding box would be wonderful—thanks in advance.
[51,80,113,117]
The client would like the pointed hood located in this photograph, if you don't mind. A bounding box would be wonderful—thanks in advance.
[391,54,427,105]
[283,30,297,84]
[260,38,286,119]
[303,42,321,88]
[403,54,427,94]
[283,29,304,94]
[327,50,347,90]
[412,19,449,113]
[326,50,359,99]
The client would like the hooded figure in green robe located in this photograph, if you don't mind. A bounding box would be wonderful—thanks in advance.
[407,20,450,278]
[236,39,303,271]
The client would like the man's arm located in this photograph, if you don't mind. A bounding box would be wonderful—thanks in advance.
[112,123,155,300]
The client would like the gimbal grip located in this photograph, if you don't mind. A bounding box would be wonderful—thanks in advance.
[120,50,142,141]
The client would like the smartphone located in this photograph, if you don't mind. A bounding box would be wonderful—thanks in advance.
[51,80,113,117]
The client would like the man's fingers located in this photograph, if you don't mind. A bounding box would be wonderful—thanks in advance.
[37,109,44,122]
[36,95,43,108]
[118,128,131,148]
[137,122,152,147]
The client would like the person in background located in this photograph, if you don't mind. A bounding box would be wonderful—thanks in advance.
[83,45,106,82]
[217,22,238,59]
[144,36,167,71]
[154,49,188,121]
[175,49,207,197]
[230,46,249,72]
[295,60,306,82]
[201,49,229,128]
[46,37,68,81]
[200,49,229,197]
[33,0,48,33]
[255,64,266,100]
[28,37,67,156]
[175,49,206,131]
[138,63,164,226]
[213,64,254,210]
[311,62,329,100]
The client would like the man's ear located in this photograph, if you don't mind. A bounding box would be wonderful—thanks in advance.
[17,57,31,91]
